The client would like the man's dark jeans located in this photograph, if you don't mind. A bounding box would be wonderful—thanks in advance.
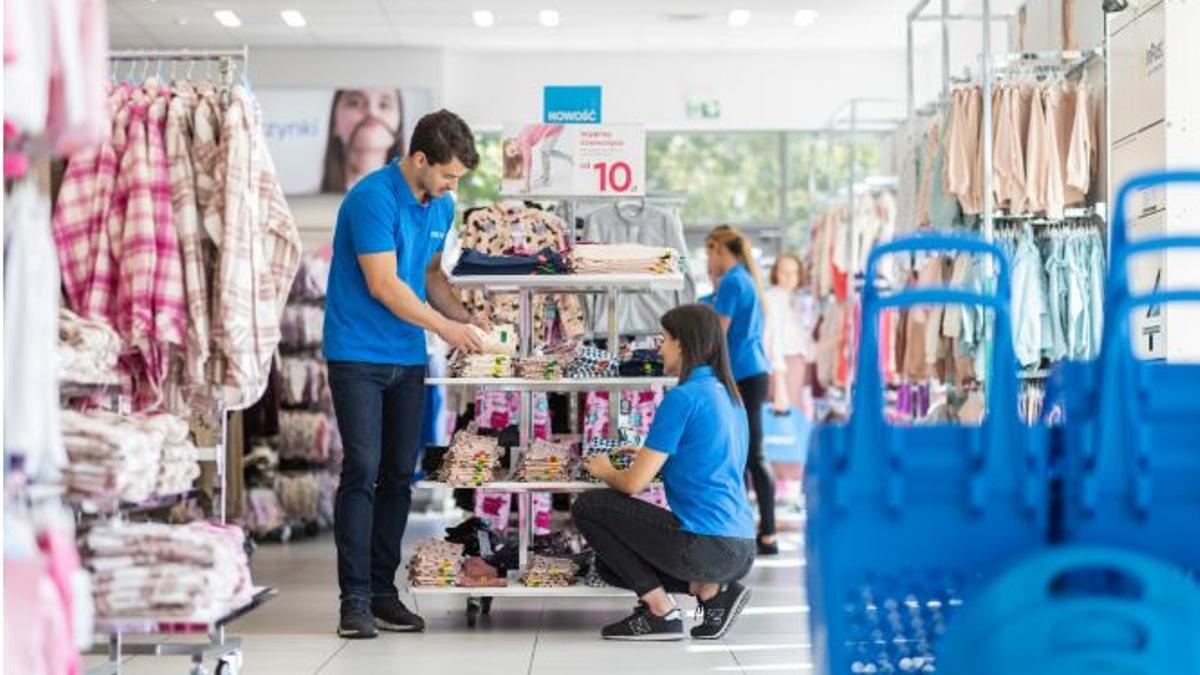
[329,361,426,601]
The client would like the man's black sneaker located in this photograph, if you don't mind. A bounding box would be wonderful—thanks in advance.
[372,596,425,632]
[691,582,752,640]
[601,603,685,641]
[337,597,378,639]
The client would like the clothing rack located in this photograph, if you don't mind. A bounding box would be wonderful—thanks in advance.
[107,47,249,89]
[79,47,274,675]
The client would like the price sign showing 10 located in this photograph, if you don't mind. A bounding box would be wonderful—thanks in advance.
[593,161,634,193]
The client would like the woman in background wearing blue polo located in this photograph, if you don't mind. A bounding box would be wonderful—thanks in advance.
[706,226,777,556]
[574,304,756,642]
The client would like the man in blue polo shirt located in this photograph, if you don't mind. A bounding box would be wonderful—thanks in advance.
[324,110,485,639]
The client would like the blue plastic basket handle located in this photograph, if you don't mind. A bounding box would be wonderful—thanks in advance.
[1086,290,1200,516]
[864,233,1013,305]
[1102,236,1200,349]
[852,288,1019,491]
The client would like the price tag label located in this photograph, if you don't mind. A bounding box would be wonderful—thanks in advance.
[501,123,645,198]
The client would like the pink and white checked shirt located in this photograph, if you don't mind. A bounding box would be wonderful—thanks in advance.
[165,84,211,389]
[210,86,301,407]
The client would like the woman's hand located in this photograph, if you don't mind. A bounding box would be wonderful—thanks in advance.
[585,454,615,481]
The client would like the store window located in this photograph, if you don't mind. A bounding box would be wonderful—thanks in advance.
[455,132,502,211]
[646,132,783,229]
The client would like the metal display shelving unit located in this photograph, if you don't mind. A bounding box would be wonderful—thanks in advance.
[417,270,683,621]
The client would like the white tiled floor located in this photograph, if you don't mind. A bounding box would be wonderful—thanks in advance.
[84,512,811,674]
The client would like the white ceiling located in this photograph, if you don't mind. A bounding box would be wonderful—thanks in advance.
[108,0,970,52]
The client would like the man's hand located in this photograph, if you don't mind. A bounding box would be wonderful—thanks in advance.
[438,318,485,353]
[586,454,615,480]
[470,312,493,334]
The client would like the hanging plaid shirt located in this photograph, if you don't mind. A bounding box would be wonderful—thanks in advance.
[53,87,127,326]
[166,84,211,388]
[210,86,301,408]
[146,86,187,388]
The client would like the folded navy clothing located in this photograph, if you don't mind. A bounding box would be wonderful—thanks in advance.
[618,349,665,377]
[452,248,569,276]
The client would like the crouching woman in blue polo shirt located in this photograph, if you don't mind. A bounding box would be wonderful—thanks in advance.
[574,303,756,642]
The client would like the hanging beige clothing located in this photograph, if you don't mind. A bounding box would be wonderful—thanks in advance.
[1042,85,1067,219]
[1065,83,1093,204]
[1023,85,1049,215]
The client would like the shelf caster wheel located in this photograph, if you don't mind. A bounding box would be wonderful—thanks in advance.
[480,597,493,615]
[466,598,481,627]
[215,651,243,675]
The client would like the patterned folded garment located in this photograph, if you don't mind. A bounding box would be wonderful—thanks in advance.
[565,345,619,379]
[520,555,579,588]
[568,244,679,275]
[439,427,504,487]
[471,324,519,356]
[516,355,565,380]
[407,539,466,587]
[450,353,515,378]
[513,439,578,482]
[618,348,665,377]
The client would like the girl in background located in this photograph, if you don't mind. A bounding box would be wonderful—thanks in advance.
[705,226,777,556]
[765,253,816,419]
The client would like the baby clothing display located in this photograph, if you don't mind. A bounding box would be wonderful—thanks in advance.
[82,521,255,621]
[59,308,121,385]
[407,539,466,587]
[521,555,578,588]
[565,345,619,379]
[440,427,504,487]
[458,203,585,345]
[513,439,578,482]
[581,201,697,335]
[450,353,515,378]
[61,409,200,505]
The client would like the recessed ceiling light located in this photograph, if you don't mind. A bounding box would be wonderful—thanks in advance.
[793,9,818,27]
[539,9,560,27]
[473,10,495,27]
[281,10,307,28]
[213,9,241,28]
[728,9,751,28]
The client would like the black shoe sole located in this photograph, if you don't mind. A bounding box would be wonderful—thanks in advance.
[691,586,753,640]
[602,631,685,642]
[375,618,424,633]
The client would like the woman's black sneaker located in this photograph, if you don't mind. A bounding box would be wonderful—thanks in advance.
[691,582,752,640]
[372,596,426,632]
[337,597,378,639]
[757,538,780,556]
[601,603,685,641]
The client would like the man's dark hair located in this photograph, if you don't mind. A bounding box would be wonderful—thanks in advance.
[409,109,480,170]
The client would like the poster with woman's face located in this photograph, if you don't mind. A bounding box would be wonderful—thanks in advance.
[259,87,433,195]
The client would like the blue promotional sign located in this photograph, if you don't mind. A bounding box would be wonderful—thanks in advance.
[543,85,602,124]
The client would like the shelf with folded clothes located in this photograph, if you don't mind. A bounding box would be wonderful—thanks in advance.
[92,587,279,637]
[74,488,201,517]
[445,271,685,293]
[425,376,677,391]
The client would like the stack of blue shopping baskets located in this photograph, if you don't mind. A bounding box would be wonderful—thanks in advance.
[804,171,1200,675]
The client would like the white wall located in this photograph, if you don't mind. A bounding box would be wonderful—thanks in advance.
[443,49,906,130]
[244,46,907,131]
[245,47,447,101]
